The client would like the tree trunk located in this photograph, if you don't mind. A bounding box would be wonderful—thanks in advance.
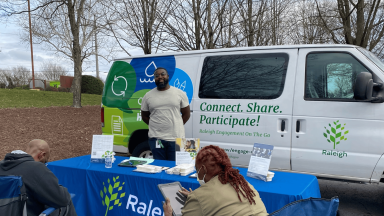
[247,0,254,46]
[192,0,201,50]
[67,0,85,108]
[207,0,214,49]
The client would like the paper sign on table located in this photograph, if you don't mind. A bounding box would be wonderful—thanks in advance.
[247,143,274,182]
[90,135,114,163]
[175,138,200,165]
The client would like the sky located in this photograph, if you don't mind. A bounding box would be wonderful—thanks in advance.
[0,17,144,81]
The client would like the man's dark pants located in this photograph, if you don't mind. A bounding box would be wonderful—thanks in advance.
[148,138,179,161]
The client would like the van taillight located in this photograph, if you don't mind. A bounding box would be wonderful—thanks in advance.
[101,107,105,127]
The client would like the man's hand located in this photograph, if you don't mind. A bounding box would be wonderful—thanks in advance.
[163,197,173,216]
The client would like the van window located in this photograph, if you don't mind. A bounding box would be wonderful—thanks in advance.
[199,53,289,99]
[305,52,370,100]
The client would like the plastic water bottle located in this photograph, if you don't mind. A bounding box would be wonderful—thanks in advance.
[105,156,112,168]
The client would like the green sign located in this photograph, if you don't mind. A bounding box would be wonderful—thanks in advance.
[323,120,349,149]
[100,176,126,216]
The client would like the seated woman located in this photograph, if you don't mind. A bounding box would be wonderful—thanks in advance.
[163,145,268,216]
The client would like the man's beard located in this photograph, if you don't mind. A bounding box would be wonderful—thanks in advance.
[155,79,169,89]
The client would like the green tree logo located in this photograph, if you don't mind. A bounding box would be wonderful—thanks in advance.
[323,120,349,149]
[100,176,125,216]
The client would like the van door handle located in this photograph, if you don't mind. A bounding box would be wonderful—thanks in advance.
[281,120,285,132]
[296,120,300,133]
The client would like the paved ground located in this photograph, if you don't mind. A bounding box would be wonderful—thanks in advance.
[319,179,384,215]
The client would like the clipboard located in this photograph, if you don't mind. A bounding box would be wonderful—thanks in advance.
[158,182,184,216]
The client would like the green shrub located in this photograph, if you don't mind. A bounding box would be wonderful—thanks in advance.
[21,85,30,90]
[81,75,104,95]
[58,87,70,92]
[45,86,58,92]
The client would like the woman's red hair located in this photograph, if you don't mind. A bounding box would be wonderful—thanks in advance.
[196,145,256,205]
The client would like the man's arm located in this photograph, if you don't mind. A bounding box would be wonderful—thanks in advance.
[141,110,150,125]
[31,163,71,208]
[181,105,190,125]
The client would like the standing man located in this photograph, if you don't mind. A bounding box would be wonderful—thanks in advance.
[141,67,190,161]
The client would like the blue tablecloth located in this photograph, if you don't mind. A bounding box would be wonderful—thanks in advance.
[48,155,320,216]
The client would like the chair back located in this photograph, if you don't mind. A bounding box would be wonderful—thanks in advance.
[0,175,27,216]
[269,196,339,216]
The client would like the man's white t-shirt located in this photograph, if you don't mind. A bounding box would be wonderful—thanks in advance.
[141,86,189,141]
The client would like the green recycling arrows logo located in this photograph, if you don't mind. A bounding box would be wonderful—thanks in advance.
[100,176,125,216]
[323,120,349,149]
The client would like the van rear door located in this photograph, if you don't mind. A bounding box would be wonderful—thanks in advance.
[193,48,298,169]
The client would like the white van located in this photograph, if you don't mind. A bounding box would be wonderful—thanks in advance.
[101,44,384,183]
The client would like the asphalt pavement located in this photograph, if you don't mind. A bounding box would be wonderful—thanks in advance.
[319,179,384,215]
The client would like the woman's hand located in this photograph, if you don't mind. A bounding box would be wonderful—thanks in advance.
[179,187,193,196]
[163,197,173,216]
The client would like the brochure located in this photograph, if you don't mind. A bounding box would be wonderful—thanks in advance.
[175,138,200,165]
[90,135,114,163]
[247,143,274,182]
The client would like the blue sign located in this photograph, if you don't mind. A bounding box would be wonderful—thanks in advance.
[170,68,193,104]
[130,56,176,92]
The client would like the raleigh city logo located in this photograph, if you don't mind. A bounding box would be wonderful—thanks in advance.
[100,176,126,216]
[322,120,349,158]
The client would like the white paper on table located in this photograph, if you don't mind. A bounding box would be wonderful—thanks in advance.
[247,143,274,181]
[248,156,269,175]
[176,152,193,165]
[175,138,199,165]
[91,135,114,159]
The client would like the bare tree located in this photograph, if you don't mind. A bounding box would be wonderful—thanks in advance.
[286,0,333,44]
[1,0,112,107]
[0,69,9,88]
[39,61,68,81]
[11,66,31,86]
[105,0,172,55]
[162,0,234,51]
[316,0,384,57]
[0,66,31,88]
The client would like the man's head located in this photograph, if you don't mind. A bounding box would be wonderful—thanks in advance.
[154,67,169,89]
[25,139,50,164]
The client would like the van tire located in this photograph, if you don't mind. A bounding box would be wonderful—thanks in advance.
[132,141,153,158]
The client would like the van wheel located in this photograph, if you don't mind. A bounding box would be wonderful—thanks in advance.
[132,141,153,159]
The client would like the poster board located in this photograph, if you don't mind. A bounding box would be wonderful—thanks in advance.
[175,138,200,165]
[90,135,114,163]
[246,143,274,181]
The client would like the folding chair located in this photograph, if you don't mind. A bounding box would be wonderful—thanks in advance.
[39,193,76,216]
[0,175,75,216]
[269,197,339,216]
[0,175,27,216]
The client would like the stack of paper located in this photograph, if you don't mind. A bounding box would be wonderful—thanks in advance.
[136,165,162,173]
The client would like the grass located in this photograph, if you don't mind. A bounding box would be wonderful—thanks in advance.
[0,89,102,108]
